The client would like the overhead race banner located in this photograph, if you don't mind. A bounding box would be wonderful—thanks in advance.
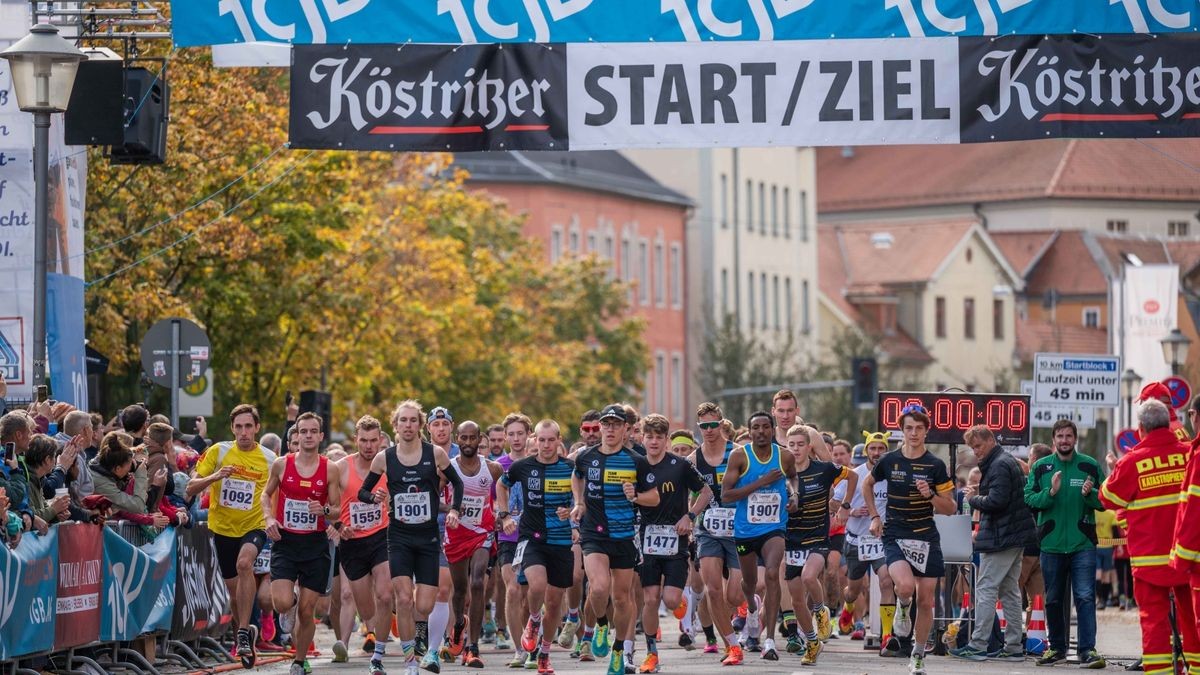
[289,34,1200,152]
[172,0,1199,47]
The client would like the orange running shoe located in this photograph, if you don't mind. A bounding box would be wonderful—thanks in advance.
[638,653,660,673]
[447,620,468,657]
[721,645,744,666]
[673,597,688,620]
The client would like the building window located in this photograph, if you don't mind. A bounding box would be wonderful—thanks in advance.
[568,224,580,254]
[935,296,946,338]
[587,230,597,253]
[746,180,754,231]
[783,188,791,238]
[761,272,768,328]
[655,353,666,413]
[1083,306,1101,328]
[964,297,976,339]
[721,268,729,317]
[605,233,616,279]
[671,354,683,419]
[758,182,766,234]
[799,190,809,242]
[720,174,728,229]
[785,278,794,332]
[669,244,682,308]
[638,239,649,305]
[748,272,756,329]
[550,226,562,263]
[653,241,665,306]
[993,298,1004,340]
[1169,220,1190,237]
[771,185,779,237]
[772,275,780,330]
[1107,219,1128,233]
[802,280,811,333]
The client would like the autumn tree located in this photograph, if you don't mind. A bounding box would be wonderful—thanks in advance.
[85,48,646,435]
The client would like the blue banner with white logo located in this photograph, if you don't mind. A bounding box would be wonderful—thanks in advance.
[0,529,59,660]
[171,0,1199,47]
[100,527,177,641]
[48,273,88,410]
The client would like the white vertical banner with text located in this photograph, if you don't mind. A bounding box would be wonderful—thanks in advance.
[1122,264,1179,386]
[0,0,34,398]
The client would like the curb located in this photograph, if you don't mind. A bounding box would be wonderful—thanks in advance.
[185,655,290,674]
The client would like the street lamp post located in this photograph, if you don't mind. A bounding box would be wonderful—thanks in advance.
[1121,368,1142,430]
[1160,328,1193,377]
[0,25,85,390]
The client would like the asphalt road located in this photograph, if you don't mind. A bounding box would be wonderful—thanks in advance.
[252,607,1145,674]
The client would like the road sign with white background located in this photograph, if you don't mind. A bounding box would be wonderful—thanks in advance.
[1021,380,1096,429]
[1033,353,1121,408]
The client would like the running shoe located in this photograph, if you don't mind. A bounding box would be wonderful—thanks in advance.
[289,662,306,675]
[673,597,689,621]
[496,629,514,651]
[592,624,611,658]
[522,618,542,653]
[239,626,258,670]
[333,640,350,663]
[838,607,854,635]
[623,650,636,674]
[537,652,555,675]
[744,637,760,654]
[850,622,865,641]
[948,646,988,662]
[559,618,580,649]
[816,606,834,641]
[1078,650,1107,669]
[892,601,913,639]
[369,659,388,675]
[508,652,527,668]
[262,611,277,643]
[525,650,540,670]
[483,618,497,644]
[257,640,285,653]
[607,650,625,675]
[703,640,719,654]
[909,652,926,675]
[578,641,594,662]
[420,650,441,674]
[405,660,419,675]
[280,606,297,635]
[678,632,695,651]
[302,659,312,675]
[463,646,485,668]
[720,645,743,666]
[786,635,803,654]
[1036,649,1067,666]
[761,639,778,661]
[638,653,660,673]
[744,597,761,640]
[801,639,823,666]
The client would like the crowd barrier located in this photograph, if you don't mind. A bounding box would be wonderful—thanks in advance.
[0,521,234,674]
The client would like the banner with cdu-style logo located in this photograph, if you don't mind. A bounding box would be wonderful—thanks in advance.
[171,0,1199,47]
[100,527,177,642]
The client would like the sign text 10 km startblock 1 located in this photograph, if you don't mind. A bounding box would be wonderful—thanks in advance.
[1033,353,1122,408]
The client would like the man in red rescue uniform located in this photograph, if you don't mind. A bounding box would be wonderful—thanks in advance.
[1171,394,1200,674]
[1100,399,1200,675]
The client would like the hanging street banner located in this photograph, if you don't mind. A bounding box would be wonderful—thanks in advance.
[172,0,1199,47]
[289,34,1200,152]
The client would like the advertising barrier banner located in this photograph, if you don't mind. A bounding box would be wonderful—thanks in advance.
[289,34,1200,151]
[54,524,103,651]
[171,0,1200,47]
[0,529,59,660]
[100,527,177,642]
[171,523,230,641]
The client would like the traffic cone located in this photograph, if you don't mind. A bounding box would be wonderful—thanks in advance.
[996,600,1006,633]
[1025,595,1048,656]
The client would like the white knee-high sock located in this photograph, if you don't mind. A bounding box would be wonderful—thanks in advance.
[429,602,450,652]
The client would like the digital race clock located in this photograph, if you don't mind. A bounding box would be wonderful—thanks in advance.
[876,392,1032,446]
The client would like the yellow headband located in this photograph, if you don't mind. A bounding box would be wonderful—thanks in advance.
[862,431,890,445]
[671,435,696,448]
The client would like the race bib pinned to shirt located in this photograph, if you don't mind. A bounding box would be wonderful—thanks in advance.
[857,535,884,562]
[283,498,320,532]
[253,544,272,574]
[642,524,680,556]
[219,478,256,511]
[512,540,529,567]
[898,538,930,573]
[460,495,486,528]
[393,492,432,524]
[349,501,384,530]
[703,507,734,537]
[747,492,781,524]
[786,549,809,568]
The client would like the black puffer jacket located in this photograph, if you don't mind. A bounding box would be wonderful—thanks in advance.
[968,447,1037,552]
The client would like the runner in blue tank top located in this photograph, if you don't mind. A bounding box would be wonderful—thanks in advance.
[720,411,798,662]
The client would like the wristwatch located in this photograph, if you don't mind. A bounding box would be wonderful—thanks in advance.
[323,505,331,516]
[841,501,851,510]
[498,511,510,520]
[686,512,697,522]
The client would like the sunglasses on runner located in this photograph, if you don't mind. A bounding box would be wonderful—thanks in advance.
[698,421,722,430]
[580,424,601,433]
[901,404,928,415]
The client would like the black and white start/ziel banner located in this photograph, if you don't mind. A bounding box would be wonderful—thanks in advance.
[289,34,1200,152]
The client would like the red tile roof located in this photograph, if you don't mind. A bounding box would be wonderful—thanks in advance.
[1016,321,1110,363]
[818,140,1200,213]
[991,231,1058,278]
[1024,230,1108,297]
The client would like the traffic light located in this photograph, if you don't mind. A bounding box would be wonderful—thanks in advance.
[851,357,878,409]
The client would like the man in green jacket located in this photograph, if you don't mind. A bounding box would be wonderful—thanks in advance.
[1023,419,1105,669]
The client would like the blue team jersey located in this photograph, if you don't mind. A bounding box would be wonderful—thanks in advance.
[732,443,790,539]
[575,445,653,541]
[502,456,576,546]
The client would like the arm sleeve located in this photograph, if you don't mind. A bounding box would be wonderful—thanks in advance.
[443,462,464,511]
[357,471,383,505]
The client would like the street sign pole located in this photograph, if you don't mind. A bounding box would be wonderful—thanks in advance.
[170,319,181,429]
